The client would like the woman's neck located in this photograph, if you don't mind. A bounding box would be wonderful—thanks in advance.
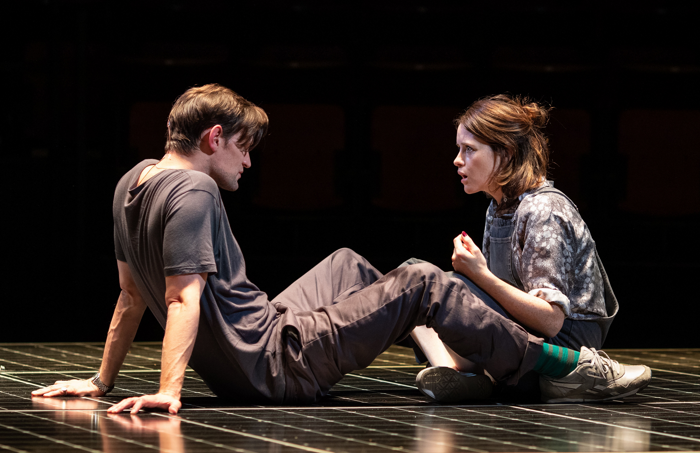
[488,186,504,205]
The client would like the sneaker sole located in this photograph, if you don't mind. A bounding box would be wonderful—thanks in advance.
[542,379,650,403]
[416,367,493,403]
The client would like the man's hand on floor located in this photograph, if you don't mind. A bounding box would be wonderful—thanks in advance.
[31,379,105,398]
[107,393,182,415]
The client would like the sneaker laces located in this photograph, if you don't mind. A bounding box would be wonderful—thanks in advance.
[588,349,622,378]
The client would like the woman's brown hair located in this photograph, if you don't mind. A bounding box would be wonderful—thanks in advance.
[455,94,550,200]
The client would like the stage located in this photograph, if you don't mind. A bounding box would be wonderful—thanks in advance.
[1,343,699,452]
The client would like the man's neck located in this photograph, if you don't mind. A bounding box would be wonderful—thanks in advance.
[158,151,208,173]
[137,150,209,187]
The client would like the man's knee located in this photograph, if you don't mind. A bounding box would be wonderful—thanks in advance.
[331,247,361,261]
[330,248,369,269]
[404,262,443,280]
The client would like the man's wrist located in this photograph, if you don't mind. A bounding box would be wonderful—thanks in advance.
[90,372,115,394]
[158,388,181,399]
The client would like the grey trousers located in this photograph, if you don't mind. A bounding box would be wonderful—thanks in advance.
[272,248,543,403]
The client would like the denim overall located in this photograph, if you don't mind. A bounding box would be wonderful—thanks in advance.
[488,186,618,351]
[399,187,618,399]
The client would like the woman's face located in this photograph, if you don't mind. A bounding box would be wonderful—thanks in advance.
[454,124,503,202]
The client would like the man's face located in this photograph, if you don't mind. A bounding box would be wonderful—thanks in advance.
[210,132,251,192]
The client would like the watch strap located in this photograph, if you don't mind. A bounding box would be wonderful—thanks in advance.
[90,372,114,394]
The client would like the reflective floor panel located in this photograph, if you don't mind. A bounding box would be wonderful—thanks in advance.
[1,343,699,452]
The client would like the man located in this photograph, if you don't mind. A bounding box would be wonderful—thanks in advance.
[33,84,650,412]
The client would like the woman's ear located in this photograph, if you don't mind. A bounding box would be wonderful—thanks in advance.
[492,147,511,173]
[503,147,514,165]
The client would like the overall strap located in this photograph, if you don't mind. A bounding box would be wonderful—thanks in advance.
[532,186,578,210]
[510,239,524,290]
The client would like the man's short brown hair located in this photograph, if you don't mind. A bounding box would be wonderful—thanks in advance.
[166,84,268,155]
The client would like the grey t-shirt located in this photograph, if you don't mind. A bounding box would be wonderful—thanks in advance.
[113,160,285,401]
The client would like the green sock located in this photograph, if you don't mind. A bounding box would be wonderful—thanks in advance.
[533,343,580,378]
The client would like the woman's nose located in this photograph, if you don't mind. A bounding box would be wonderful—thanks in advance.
[454,152,463,167]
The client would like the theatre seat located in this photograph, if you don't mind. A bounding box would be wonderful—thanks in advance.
[253,104,344,210]
[371,105,464,212]
[618,110,700,215]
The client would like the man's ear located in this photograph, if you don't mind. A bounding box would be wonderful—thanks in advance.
[203,125,224,154]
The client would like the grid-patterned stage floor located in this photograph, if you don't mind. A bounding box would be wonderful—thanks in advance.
[1,343,699,452]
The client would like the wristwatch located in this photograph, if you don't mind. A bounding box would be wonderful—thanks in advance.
[90,372,114,394]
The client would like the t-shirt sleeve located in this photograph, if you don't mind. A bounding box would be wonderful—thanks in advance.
[513,195,579,317]
[114,225,126,262]
[162,189,220,277]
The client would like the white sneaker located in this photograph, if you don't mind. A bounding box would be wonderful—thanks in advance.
[540,346,652,403]
[416,367,493,403]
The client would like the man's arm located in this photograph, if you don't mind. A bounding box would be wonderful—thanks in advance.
[106,271,206,415]
[32,260,147,398]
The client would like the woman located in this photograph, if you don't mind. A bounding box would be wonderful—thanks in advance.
[411,94,620,401]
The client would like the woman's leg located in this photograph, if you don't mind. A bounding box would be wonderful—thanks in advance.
[550,319,603,351]
[405,265,504,372]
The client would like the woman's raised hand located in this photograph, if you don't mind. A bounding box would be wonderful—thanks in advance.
[452,232,489,282]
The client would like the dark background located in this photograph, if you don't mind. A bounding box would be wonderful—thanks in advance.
[3,1,699,347]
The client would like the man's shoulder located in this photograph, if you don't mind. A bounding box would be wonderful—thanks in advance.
[164,171,222,217]
[181,169,219,193]
[116,160,219,191]
[114,162,221,214]
[116,159,158,191]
